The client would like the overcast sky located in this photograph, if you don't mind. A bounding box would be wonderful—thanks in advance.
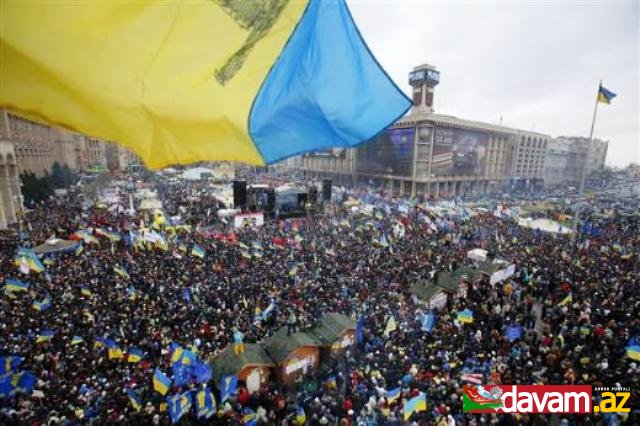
[348,0,639,168]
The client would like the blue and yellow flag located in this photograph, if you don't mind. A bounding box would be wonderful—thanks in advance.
[16,248,45,273]
[195,387,216,419]
[0,0,409,169]
[36,330,55,343]
[220,374,237,403]
[5,279,29,293]
[404,392,427,421]
[127,348,145,363]
[386,387,401,404]
[153,368,172,396]
[457,309,474,324]
[626,336,640,361]
[243,407,257,425]
[0,356,22,377]
[71,336,83,345]
[126,389,143,412]
[32,295,52,312]
[295,406,306,425]
[167,391,193,424]
[127,287,137,301]
[108,347,124,360]
[597,83,617,104]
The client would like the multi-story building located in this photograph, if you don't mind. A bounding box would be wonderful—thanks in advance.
[76,136,107,170]
[544,138,571,186]
[105,142,140,172]
[557,136,608,185]
[1,109,68,176]
[511,130,550,187]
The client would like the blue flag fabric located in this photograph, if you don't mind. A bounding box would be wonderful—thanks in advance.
[220,374,237,403]
[194,362,212,384]
[172,363,193,387]
[249,0,411,163]
[167,391,193,424]
[421,312,436,332]
[0,356,22,377]
[356,316,364,344]
[506,326,523,342]
[182,288,191,302]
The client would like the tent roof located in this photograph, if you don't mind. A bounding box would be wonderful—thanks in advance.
[262,328,322,363]
[210,344,274,382]
[181,167,214,180]
[33,239,79,254]
[308,313,356,345]
[410,280,445,300]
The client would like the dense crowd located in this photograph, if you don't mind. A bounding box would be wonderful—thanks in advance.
[1,174,638,425]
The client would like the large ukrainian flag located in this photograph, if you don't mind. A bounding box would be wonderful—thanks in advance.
[1,0,410,168]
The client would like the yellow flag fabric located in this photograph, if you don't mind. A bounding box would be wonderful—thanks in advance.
[1,0,306,168]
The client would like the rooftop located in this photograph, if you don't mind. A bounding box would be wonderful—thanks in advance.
[308,313,357,345]
[262,328,323,363]
[210,343,275,382]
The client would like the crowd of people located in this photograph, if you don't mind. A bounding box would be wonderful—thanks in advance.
[1,172,638,425]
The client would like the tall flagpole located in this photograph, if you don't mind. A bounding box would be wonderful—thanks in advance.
[572,80,601,240]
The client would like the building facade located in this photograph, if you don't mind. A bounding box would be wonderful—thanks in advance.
[1,110,69,177]
[0,140,21,229]
[552,136,609,185]
[105,142,141,172]
[544,138,571,186]
[511,130,550,187]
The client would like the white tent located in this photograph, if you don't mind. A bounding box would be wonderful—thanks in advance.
[467,248,488,262]
[139,198,163,210]
[182,167,214,181]
[518,218,572,234]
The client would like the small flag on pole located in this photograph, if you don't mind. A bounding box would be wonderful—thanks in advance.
[597,83,616,104]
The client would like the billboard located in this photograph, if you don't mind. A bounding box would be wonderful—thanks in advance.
[432,127,488,176]
[356,127,415,177]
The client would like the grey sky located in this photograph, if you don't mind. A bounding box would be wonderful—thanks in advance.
[348,0,639,168]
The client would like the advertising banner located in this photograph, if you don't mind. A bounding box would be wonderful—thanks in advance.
[433,127,488,176]
[356,127,415,177]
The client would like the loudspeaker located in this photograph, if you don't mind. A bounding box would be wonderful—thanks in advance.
[308,186,317,204]
[233,180,246,209]
[322,179,332,203]
[266,189,276,213]
[297,193,308,208]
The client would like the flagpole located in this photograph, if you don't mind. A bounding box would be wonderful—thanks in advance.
[572,80,601,240]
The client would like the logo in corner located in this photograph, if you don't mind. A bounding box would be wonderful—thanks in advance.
[463,384,504,413]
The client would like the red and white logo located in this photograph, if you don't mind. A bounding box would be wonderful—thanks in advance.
[463,385,592,414]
